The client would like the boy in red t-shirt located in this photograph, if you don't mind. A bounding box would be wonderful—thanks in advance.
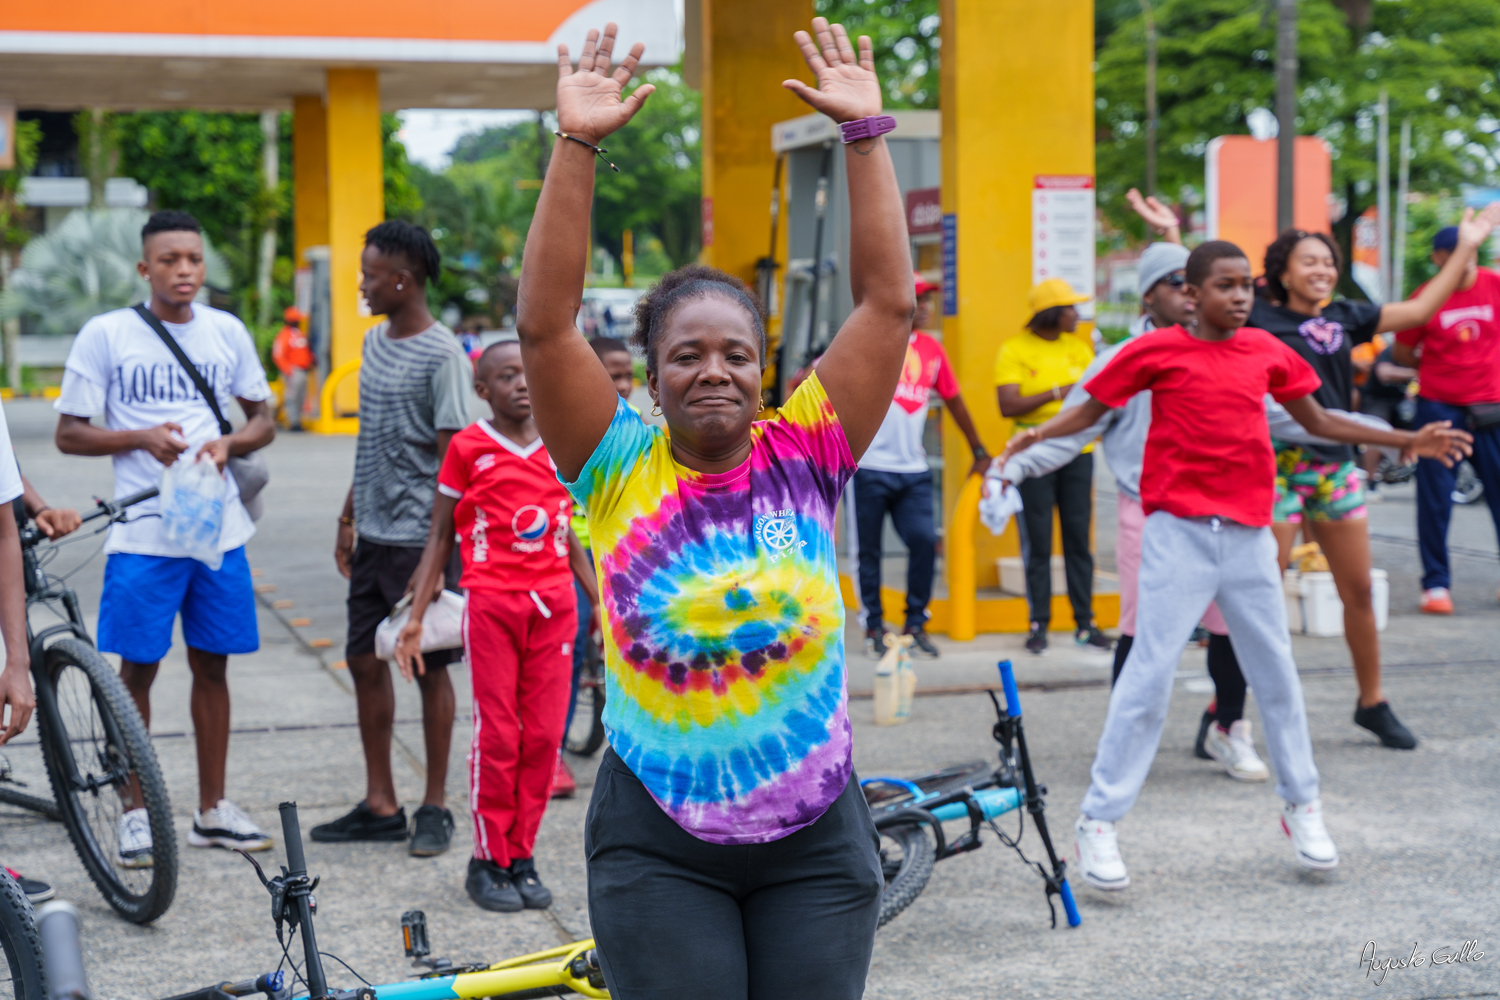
[397,340,598,913]
[1001,242,1471,890]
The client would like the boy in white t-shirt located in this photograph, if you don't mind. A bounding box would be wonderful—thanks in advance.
[54,211,277,863]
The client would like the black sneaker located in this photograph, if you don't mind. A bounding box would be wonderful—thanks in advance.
[466,858,523,912]
[903,626,940,659]
[1353,700,1418,750]
[1193,707,1216,760]
[1075,623,1115,651]
[5,870,53,904]
[1025,622,1048,655]
[508,857,553,910]
[310,801,408,843]
[408,805,454,857]
[864,625,890,661]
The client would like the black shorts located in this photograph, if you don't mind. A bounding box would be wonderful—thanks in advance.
[346,537,462,665]
[584,748,882,1000]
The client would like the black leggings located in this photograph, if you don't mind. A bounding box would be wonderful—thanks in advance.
[1112,633,1248,727]
[584,749,883,1000]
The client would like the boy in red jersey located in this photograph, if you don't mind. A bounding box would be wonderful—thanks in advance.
[396,339,598,913]
[1002,242,1471,890]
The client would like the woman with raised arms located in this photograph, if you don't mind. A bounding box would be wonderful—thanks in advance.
[515,17,914,1000]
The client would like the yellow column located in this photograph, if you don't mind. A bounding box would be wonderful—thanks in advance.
[939,0,1095,600]
[325,68,384,415]
[292,94,329,267]
[699,0,811,286]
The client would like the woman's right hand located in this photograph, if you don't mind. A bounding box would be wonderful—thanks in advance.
[555,22,656,145]
[393,619,425,682]
[782,18,883,124]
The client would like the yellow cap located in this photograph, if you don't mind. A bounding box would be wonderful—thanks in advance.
[1027,278,1090,315]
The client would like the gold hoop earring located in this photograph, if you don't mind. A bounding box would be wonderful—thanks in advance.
[757,396,765,410]
[651,400,662,416]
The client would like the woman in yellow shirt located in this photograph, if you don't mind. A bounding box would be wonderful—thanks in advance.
[994,278,1111,655]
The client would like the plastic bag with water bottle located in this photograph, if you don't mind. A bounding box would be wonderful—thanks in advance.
[160,454,226,570]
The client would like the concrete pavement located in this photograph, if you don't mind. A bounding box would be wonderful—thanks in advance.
[2,397,1497,1000]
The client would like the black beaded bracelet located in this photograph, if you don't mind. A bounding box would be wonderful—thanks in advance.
[554,131,620,173]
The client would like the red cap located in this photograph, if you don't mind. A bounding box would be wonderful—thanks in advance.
[283,306,306,323]
[914,271,940,297]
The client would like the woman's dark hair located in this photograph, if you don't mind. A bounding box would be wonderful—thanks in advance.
[1261,229,1341,303]
[364,220,441,285]
[1026,305,1070,332]
[1185,240,1249,285]
[631,264,766,373]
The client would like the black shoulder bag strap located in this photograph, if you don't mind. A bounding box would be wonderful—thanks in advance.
[132,303,233,435]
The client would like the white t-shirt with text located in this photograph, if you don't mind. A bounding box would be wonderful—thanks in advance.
[55,305,272,557]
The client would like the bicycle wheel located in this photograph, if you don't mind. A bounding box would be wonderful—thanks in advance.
[564,639,606,757]
[0,871,45,1000]
[37,638,177,924]
[875,823,935,928]
[1452,461,1484,505]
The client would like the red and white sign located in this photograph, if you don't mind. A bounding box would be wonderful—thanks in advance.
[905,187,942,235]
[701,197,714,248]
[1032,174,1095,304]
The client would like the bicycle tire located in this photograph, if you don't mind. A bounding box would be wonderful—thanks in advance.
[0,870,46,1000]
[564,640,606,757]
[1452,461,1484,505]
[875,823,935,928]
[37,638,178,924]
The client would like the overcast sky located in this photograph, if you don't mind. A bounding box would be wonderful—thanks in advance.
[395,109,536,170]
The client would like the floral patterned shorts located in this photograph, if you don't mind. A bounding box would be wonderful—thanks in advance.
[1272,447,1368,523]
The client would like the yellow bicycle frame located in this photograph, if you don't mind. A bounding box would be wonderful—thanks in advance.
[368,939,608,1000]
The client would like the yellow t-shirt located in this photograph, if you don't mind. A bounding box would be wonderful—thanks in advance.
[993,331,1096,427]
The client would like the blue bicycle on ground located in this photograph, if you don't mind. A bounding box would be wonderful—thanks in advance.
[861,660,1082,930]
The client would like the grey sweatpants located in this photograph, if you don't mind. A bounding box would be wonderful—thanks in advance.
[1079,511,1320,821]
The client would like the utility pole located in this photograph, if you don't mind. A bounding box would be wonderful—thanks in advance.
[1377,88,1390,302]
[1275,0,1298,232]
[1393,116,1412,302]
[258,110,279,329]
[1142,0,1158,197]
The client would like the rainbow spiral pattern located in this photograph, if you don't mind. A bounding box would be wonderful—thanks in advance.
[567,375,856,844]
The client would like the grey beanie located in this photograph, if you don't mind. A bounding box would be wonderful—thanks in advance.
[1137,242,1191,297]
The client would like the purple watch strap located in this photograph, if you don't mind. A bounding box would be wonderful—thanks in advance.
[838,115,897,144]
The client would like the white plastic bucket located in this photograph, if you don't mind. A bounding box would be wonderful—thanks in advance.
[1284,568,1389,637]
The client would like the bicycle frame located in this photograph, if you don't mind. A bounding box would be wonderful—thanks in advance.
[366,941,607,1000]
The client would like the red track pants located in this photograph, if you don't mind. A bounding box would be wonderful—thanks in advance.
[463,585,576,866]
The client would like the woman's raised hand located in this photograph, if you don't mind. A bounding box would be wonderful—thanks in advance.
[783,18,883,124]
[556,23,655,145]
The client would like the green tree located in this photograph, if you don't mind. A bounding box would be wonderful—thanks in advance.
[1,118,41,256]
[813,0,939,109]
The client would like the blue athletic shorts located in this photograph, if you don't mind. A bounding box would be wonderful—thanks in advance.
[97,547,259,664]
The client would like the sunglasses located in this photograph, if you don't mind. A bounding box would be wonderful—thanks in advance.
[1157,272,1187,289]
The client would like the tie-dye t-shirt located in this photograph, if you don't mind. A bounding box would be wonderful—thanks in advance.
[564,373,856,845]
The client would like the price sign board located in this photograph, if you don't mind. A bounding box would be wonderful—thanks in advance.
[1032,174,1095,304]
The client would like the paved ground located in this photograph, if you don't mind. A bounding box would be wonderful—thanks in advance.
[3,398,1498,1000]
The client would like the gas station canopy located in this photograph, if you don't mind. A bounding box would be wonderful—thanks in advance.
[0,0,680,111]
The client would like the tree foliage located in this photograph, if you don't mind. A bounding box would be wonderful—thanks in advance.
[1,118,42,254]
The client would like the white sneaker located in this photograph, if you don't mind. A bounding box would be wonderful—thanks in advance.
[188,799,273,852]
[116,807,154,869]
[1203,719,1270,782]
[1073,815,1130,891]
[1281,799,1339,871]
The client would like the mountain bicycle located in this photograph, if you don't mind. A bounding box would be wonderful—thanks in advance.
[1,869,45,1000]
[0,487,177,924]
[862,659,1082,930]
[37,801,609,1000]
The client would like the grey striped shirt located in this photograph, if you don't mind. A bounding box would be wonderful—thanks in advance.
[352,321,475,545]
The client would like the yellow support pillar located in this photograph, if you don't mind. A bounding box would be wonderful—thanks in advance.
[325,68,384,416]
[939,0,1096,596]
[698,0,810,286]
[292,94,329,268]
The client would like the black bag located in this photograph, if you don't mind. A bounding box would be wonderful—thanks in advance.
[132,304,270,520]
[1465,402,1500,433]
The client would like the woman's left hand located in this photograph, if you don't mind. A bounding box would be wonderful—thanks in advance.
[782,18,883,123]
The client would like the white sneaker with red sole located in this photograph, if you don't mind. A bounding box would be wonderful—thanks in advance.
[1281,799,1338,871]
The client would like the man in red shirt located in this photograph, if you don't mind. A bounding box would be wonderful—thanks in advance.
[1394,225,1500,614]
[395,339,598,914]
[1001,242,1470,891]
[271,307,314,431]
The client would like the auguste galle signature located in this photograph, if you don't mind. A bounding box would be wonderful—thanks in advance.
[1359,940,1484,985]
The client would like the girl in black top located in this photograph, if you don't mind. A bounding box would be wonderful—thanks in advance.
[1251,210,1499,749]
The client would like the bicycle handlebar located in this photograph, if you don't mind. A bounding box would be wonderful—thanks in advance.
[36,901,91,1000]
[278,801,307,876]
[80,486,160,525]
